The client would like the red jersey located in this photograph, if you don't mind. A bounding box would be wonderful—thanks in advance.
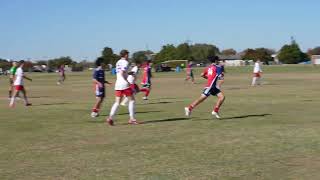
[202,64,219,88]
[186,64,192,74]
[141,63,152,84]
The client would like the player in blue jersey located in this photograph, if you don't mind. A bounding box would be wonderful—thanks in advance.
[91,58,111,118]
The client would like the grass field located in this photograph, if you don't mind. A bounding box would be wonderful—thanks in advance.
[1,65,320,180]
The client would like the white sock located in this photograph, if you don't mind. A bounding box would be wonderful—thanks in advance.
[252,77,257,86]
[109,102,119,119]
[9,97,16,106]
[128,100,135,120]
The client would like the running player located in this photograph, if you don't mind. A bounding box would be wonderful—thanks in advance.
[185,61,195,83]
[9,60,32,107]
[120,63,140,106]
[91,58,111,118]
[251,59,262,86]
[140,60,152,100]
[185,56,225,119]
[106,50,138,126]
[8,61,18,98]
[57,64,66,85]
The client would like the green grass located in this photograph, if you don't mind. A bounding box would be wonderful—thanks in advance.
[1,65,320,180]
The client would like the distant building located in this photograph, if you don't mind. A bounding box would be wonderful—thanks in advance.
[311,55,320,65]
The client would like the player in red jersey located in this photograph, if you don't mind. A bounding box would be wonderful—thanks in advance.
[57,64,66,85]
[140,60,152,100]
[185,56,225,119]
[185,61,195,83]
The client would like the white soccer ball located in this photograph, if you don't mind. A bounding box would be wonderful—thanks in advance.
[91,112,99,118]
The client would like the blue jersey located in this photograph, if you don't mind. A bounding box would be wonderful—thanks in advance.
[215,65,223,76]
[93,67,105,85]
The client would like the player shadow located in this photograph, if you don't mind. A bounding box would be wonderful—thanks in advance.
[29,96,52,99]
[33,102,72,106]
[139,100,185,105]
[99,110,162,117]
[221,113,272,120]
[141,117,190,124]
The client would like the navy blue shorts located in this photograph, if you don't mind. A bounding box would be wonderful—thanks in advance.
[95,86,105,98]
[202,86,221,97]
[142,83,151,89]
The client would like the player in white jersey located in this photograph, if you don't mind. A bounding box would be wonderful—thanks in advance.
[121,63,140,106]
[9,60,32,107]
[106,50,139,126]
[251,59,263,86]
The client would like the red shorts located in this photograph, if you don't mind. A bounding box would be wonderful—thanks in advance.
[254,73,261,78]
[15,85,24,91]
[115,88,133,97]
[130,84,140,93]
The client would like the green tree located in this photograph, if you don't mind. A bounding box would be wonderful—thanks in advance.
[221,48,237,56]
[132,51,148,64]
[176,43,192,60]
[241,48,274,63]
[154,44,177,64]
[190,44,219,62]
[278,43,307,64]
[49,56,74,69]
[100,47,119,65]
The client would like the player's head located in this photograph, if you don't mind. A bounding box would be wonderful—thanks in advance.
[256,59,261,62]
[19,60,25,67]
[120,49,129,60]
[208,56,219,64]
[95,57,104,67]
[12,61,17,67]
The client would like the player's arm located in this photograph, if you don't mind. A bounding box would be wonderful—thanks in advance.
[92,71,103,87]
[201,68,208,79]
[119,70,130,84]
[104,80,112,85]
[23,75,32,81]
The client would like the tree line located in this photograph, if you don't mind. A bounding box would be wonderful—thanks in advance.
[1,41,319,71]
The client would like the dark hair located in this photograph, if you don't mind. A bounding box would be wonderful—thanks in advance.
[95,57,104,67]
[19,60,25,64]
[208,56,219,63]
[120,49,129,57]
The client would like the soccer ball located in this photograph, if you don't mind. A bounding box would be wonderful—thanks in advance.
[91,112,99,118]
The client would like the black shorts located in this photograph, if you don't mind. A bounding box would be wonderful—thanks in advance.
[202,86,221,97]
[142,83,151,89]
[95,86,105,98]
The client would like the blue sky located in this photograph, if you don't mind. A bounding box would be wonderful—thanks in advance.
[1,0,319,61]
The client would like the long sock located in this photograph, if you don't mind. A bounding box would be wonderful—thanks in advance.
[252,77,257,86]
[214,106,219,113]
[121,97,129,105]
[9,91,12,98]
[23,95,29,105]
[128,100,135,120]
[10,97,16,106]
[188,105,194,111]
[109,102,119,119]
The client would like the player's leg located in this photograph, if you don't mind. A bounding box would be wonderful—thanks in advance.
[91,97,104,117]
[185,94,208,117]
[212,91,225,119]
[126,94,138,124]
[21,87,31,106]
[9,88,18,107]
[251,76,257,86]
[120,96,129,106]
[140,84,151,100]
[8,80,13,98]
[106,92,123,125]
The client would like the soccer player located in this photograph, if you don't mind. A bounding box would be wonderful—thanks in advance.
[185,56,225,119]
[9,60,32,107]
[57,64,66,85]
[106,50,138,126]
[251,59,263,86]
[8,61,18,98]
[91,58,111,118]
[185,61,195,83]
[140,60,152,100]
[120,63,140,106]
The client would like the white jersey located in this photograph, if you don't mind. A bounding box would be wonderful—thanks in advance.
[253,62,262,73]
[115,58,129,90]
[127,66,138,84]
[14,67,24,86]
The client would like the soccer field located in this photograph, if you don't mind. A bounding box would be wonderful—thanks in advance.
[1,65,320,179]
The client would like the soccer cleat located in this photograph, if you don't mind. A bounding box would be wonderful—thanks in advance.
[142,97,148,100]
[120,102,127,106]
[212,111,221,119]
[128,119,140,125]
[91,112,99,118]
[106,118,114,126]
[25,103,32,106]
[185,107,191,117]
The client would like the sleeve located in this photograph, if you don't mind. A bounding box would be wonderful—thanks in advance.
[203,68,208,76]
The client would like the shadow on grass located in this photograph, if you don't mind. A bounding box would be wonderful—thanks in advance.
[221,113,272,120]
[99,110,163,117]
[33,102,72,106]
[138,101,185,105]
[141,117,190,124]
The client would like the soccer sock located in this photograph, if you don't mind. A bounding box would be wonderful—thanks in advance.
[252,77,257,86]
[214,106,220,113]
[121,97,129,105]
[128,100,136,120]
[145,89,150,97]
[109,102,119,119]
[188,105,194,111]
[9,97,16,106]
[9,91,12,98]
[92,108,99,113]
